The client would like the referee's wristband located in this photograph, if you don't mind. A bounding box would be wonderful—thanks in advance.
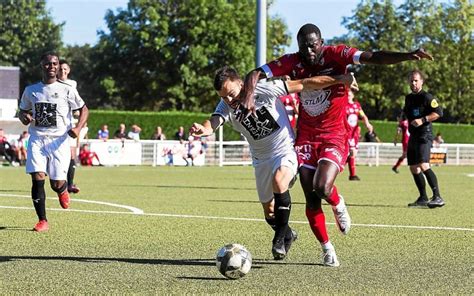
[421,116,428,123]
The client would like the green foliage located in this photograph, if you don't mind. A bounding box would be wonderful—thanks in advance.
[339,0,473,123]
[86,110,474,143]
[0,0,63,90]
[91,0,289,112]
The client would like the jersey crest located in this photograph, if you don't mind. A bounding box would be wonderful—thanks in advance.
[34,102,57,127]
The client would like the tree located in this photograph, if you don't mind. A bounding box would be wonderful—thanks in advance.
[94,0,290,112]
[0,0,63,91]
[339,0,473,123]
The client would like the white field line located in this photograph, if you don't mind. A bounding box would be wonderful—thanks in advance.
[0,198,473,232]
[0,193,143,214]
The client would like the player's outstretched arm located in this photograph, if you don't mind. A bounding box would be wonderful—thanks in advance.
[286,73,357,93]
[190,116,223,137]
[360,48,433,65]
[69,105,89,138]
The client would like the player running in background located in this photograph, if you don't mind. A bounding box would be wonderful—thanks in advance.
[241,23,433,266]
[19,52,89,232]
[346,87,373,181]
[392,112,410,173]
[280,93,299,131]
[58,60,82,194]
[190,66,357,260]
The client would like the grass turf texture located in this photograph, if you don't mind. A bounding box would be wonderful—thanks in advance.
[0,165,472,294]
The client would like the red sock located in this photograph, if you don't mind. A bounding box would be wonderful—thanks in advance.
[349,156,356,176]
[325,185,340,206]
[305,207,329,244]
[394,157,404,169]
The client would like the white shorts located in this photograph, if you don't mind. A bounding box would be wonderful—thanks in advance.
[254,151,298,203]
[26,134,71,180]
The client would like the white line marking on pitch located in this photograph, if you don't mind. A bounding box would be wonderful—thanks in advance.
[0,204,472,232]
[0,193,144,214]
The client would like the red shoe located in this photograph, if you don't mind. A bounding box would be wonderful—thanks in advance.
[58,190,70,209]
[33,220,49,232]
[68,184,80,194]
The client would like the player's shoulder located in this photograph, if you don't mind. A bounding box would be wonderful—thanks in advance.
[57,80,76,89]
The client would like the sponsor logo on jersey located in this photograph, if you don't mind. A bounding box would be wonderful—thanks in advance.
[34,102,57,127]
[342,46,351,58]
[240,106,280,140]
[300,89,332,117]
[431,99,439,108]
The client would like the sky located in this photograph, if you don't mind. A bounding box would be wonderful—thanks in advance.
[46,0,364,52]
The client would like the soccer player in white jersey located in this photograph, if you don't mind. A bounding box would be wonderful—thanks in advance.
[19,52,89,232]
[58,60,82,194]
[190,66,357,260]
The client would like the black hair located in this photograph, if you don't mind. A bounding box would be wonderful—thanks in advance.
[213,66,241,91]
[297,23,322,40]
[59,59,70,66]
[40,51,59,62]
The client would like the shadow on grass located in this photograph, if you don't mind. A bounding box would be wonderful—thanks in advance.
[0,256,322,267]
[120,184,255,191]
[0,226,32,231]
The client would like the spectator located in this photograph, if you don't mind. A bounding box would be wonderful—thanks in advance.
[433,132,444,148]
[97,124,109,141]
[79,144,101,166]
[16,131,29,166]
[174,126,185,141]
[0,128,19,166]
[127,124,142,141]
[151,126,166,140]
[114,123,128,140]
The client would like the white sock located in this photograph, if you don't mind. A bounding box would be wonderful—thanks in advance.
[321,241,334,251]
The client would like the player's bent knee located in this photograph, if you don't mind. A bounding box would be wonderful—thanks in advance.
[50,180,67,193]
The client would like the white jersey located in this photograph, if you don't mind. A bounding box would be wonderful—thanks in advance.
[60,79,77,89]
[19,81,85,137]
[213,79,295,160]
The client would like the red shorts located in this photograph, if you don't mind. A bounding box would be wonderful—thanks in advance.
[348,136,359,149]
[295,130,349,172]
[402,140,408,152]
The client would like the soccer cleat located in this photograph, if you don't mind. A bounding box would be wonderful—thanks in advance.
[272,238,286,260]
[349,175,361,181]
[427,196,445,208]
[284,228,298,254]
[58,190,70,209]
[408,196,429,207]
[68,184,80,194]
[392,167,399,174]
[33,220,49,232]
[332,195,351,235]
[322,248,340,267]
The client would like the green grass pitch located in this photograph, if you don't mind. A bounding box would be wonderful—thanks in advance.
[1,165,472,294]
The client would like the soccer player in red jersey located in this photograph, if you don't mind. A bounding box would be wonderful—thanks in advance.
[241,23,433,266]
[392,113,410,173]
[280,93,299,130]
[346,87,373,181]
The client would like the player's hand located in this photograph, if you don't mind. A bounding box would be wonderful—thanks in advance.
[189,123,204,136]
[412,48,434,61]
[19,111,33,125]
[411,118,423,127]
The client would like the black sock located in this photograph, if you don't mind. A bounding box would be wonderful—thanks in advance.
[32,180,46,221]
[67,159,75,186]
[273,191,291,242]
[412,173,427,198]
[423,169,440,197]
[265,217,277,231]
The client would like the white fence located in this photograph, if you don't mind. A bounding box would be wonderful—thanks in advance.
[82,139,474,166]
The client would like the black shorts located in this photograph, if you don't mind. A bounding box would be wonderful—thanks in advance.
[407,138,432,165]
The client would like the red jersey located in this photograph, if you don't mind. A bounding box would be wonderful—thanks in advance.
[280,93,299,128]
[262,44,361,138]
[346,101,364,137]
[398,119,410,147]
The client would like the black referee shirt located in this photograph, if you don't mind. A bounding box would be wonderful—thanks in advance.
[403,90,443,140]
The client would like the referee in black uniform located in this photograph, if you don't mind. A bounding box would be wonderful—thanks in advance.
[403,70,444,208]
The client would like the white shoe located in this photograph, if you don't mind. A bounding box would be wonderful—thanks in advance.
[322,247,340,267]
[332,195,351,235]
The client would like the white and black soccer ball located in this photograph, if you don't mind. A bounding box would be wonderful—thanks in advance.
[216,243,252,280]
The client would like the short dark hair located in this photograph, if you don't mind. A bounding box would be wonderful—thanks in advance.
[213,66,241,91]
[59,59,70,66]
[409,69,426,81]
[297,23,322,40]
[40,51,59,62]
